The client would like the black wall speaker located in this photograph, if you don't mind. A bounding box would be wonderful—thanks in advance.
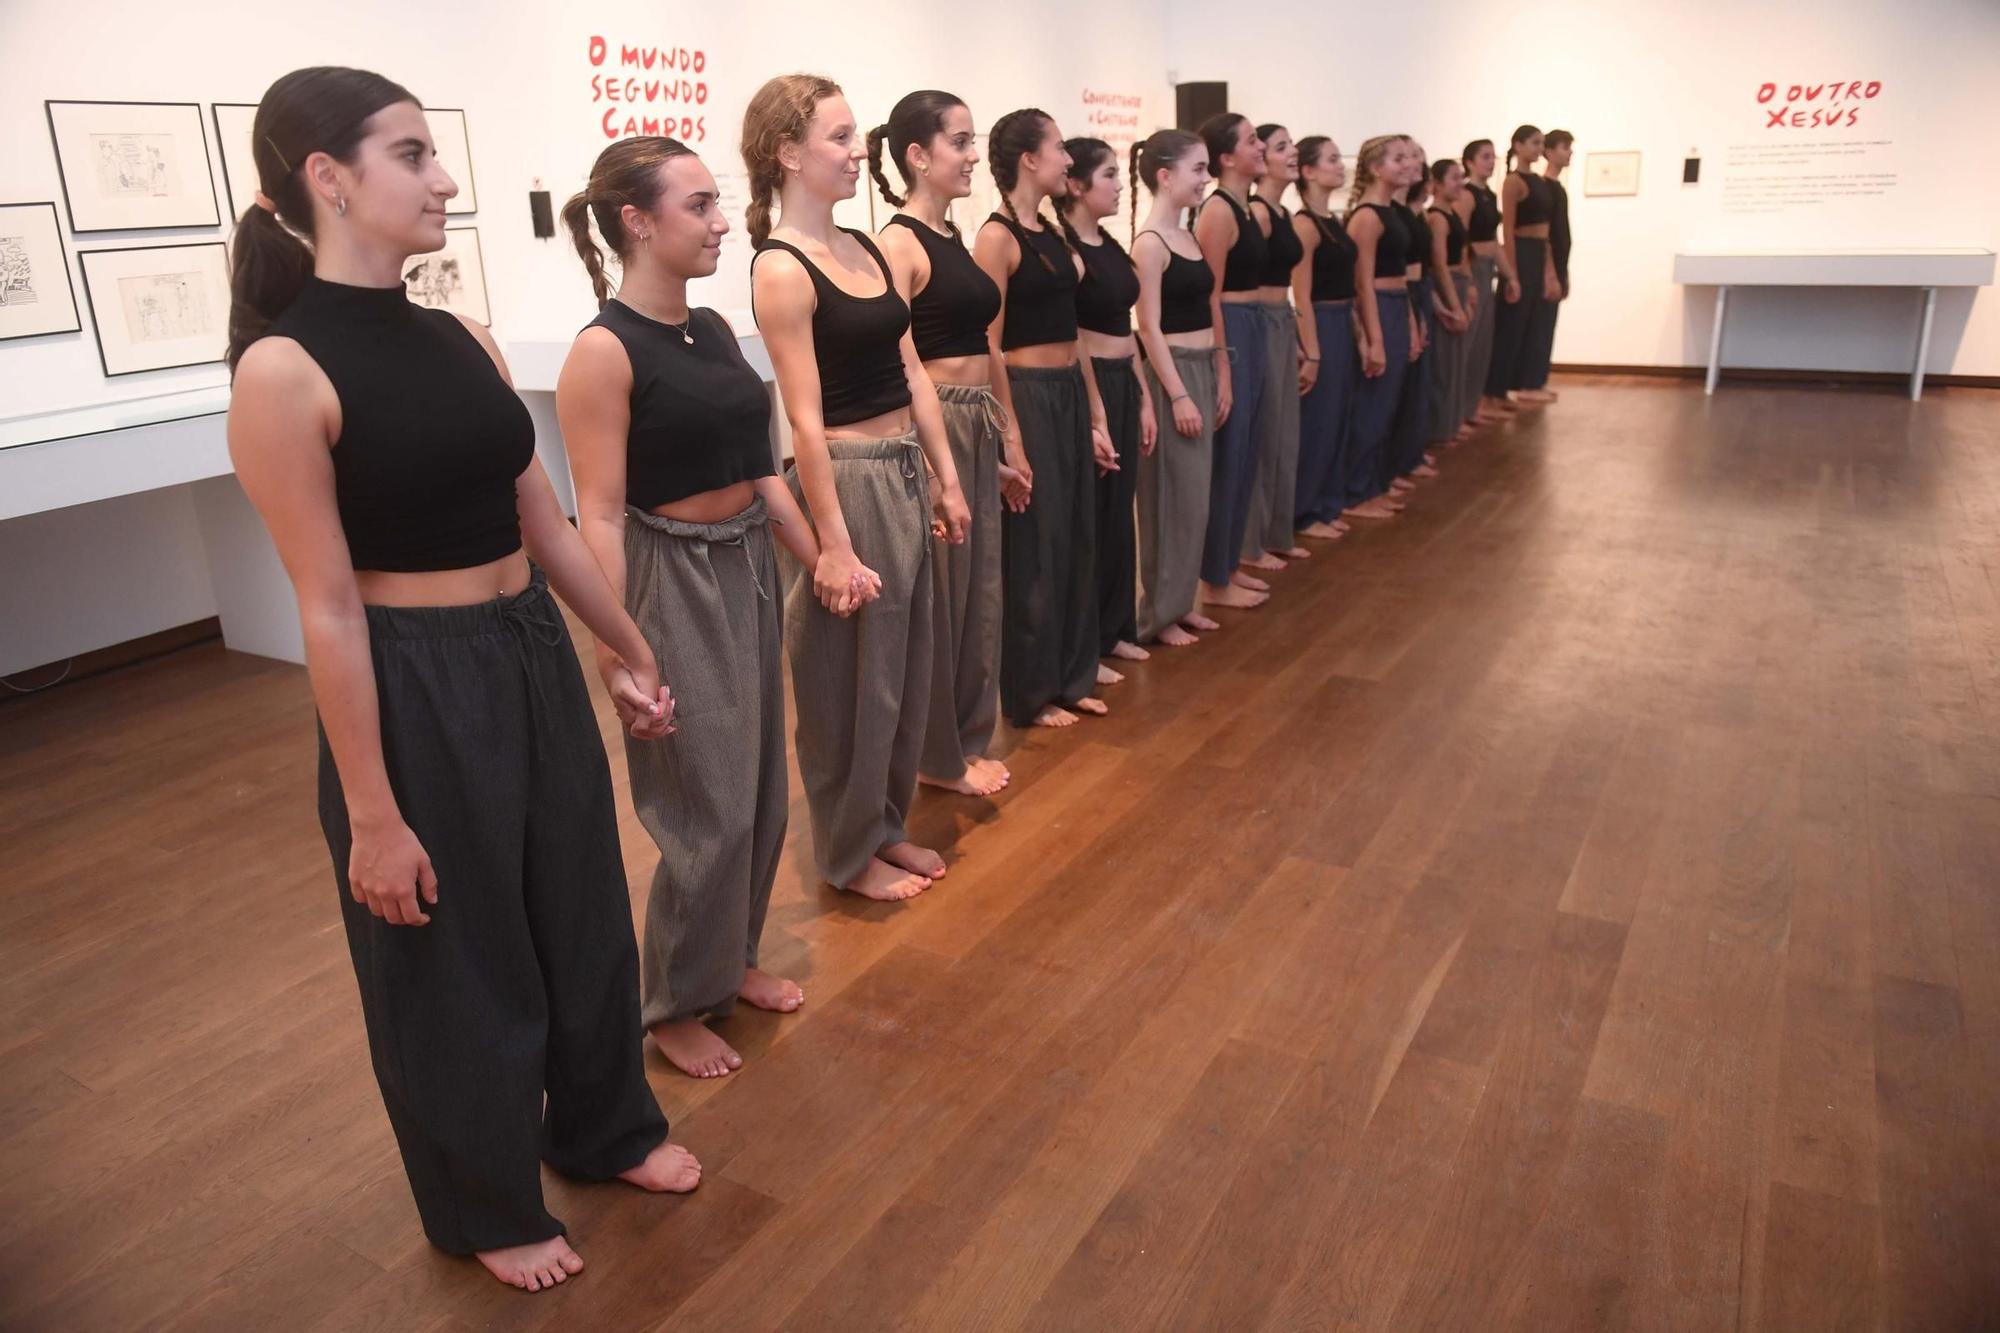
[1176,82,1228,133]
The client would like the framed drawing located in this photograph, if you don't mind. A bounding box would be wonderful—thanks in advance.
[425,108,478,214]
[1584,151,1642,198]
[0,202,83,341]
[46,100,221,233]
[78,241,230,375]
[212,102,262,223]
[403,227,489,325]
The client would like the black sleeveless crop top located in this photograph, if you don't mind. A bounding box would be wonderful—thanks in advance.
[1393,202,1426,273]
[988,212,1080,350]
[1137,230,1216,334]
[754,229,912,427]
[884,215,1000,361]
[1306,211,1357,302]
[1426,206,1467,267]
[1515,174,1553,227]
[1253,198,1304,288]
[1206,191,1268,293]
[266,276,533,573]
[1466,182,1500,243]
[1073,233,1140,337]
[586,302,775,511]
[1355,203,1410,279]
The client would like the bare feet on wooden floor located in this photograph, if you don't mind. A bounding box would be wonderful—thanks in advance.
[842,856,931,901]
[969,754,1011,787]
[1300,521,1344,540]
[1156,623,1200,646]
[1243,552,1287,572]
[1231,571,1271,593]
[920,758,1008,796]
[740,967,804,1013]
[1035,705,1081,728]
[1110,640,1151,662]
[880,840,946,880]
[651,1018,741,1079]
[1413,463,1439,478]
[1278,544,1311,559]
[1097,663,1124,687]
[1345,499,1398,520]
[478,1236,585,1293]
[1390,478,1414,494]
[1202,581,1269,609]
[1181,612,1221,631]
[1070,696,1109,716]
[619,1140,703,1193]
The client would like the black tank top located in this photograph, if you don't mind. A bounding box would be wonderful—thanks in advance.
[1466,183,1500,243]
[1073,232,1140,337]
[266,276,533,573]
[1548,179,1572,280]
[1393,202,1426,273]
[1306,211,1357,302]
[1205,191,1267,292]
[753,229,912,427]
[884,215,1000,361]
[586,302,775,510]
[1253,197,1304,288]
[1355,203,1409,278]
[987,212,1079,350]
[1137,230,1215,334]
[1515,174,1553,227]
[1426,206,1467,267]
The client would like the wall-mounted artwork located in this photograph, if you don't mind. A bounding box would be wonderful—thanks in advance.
[46,100,222,233]
[78,241,230,375]
[0,202,83,342]
[212,102,262,224]
[1584,151,1642,198]
[403,227,489,325]
[425,108,479,214]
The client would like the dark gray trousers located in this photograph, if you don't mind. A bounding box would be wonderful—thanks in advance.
[921,385,1004,779]
[1093,355,1143,655]
[1002,364,1099,724]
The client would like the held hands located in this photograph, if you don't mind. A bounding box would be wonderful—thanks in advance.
[347,813,439,927]
[1139,396,1159,457]
[596,643,676,740]
[814,546,882,617]
[1091,421,1118,477]
[1169,391,1203,439]
[1504,277,1522,304]
[999,427,1034,513]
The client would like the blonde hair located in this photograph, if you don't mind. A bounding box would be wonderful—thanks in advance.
[739,72,842,246]
[1347,134,1408,215]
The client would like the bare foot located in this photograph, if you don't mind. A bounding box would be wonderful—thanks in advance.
[841,857,931,901]
[1243,552,1287,572]
[968,754,1011,787]
[1280,545,1311,559]
[1071,696,1109,716]
[1486,397,1517,414]
[1097,663,1125,687]
[478,1236,585,1293]
[1035,705,1081,728]
[618,1140,703,1193]
[880,840,945,879]
[740,967,805,1013]
[920,762,1008,796]
[1332,518,1351,533]
[1454,424,1474,440]
[1110,640,1150,662]
[1423,452,1438,466]
[1202,582,1269,609]
[1345,499,1399,520]
[1231,572,1270,593]
[1413,463,1439,479]
[650,1018,741,1079]
[1157,623,1200,646]
[1299,521,1341,540]
[1389,478,1414,494]
[1517,388,1556,403]
[1182,612,1221,631]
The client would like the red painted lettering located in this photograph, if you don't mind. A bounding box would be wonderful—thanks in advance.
[588,34,606,66]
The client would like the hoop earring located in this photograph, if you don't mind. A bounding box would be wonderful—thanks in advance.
[335,196,348,217]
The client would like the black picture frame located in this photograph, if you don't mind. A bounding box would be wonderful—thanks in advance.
[212,102,261,223]
[77,239,231,377]
[0,201,84,342]
[45,99,223,234]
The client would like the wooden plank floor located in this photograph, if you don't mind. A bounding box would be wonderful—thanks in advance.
[4,375,1998,1331]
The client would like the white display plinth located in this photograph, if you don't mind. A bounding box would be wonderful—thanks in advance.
[1672,248,1996,400]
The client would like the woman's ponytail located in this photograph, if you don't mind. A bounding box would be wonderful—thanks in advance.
[866,124,906,208]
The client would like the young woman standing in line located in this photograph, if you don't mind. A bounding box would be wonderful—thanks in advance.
[227,66,698,1294]
[1484,124,1560,404]
[1423,157,1474,448]
[1288,135,1358,541]
[745,73,971,902]
[1459,138,1516,425]
[869,89,1013,798]
[1242,122,1310,571]
[1341,135,1421,521]
[1520,128,1573,402]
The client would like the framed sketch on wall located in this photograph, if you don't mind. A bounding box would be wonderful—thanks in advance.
[46,101,221,233]
[425,108,478,214]
[403,227,489,324]
[0,203,83,342]
[1584,151,1642,198]
[212,102,262,223]
[78,241,230,375]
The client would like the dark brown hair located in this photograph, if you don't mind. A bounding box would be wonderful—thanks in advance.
[1293,135,1334,207]
[1544,129,1574,153]
[1505,124,1541,172]
[225,65,416,370]
[1058,136,1115,250]
[560,136,697,308]
[1129,128,1201,231]
[866,89,965,208]
[1199,112,1253,181]
[988,107,1063,271]
[1461,138,1494,170]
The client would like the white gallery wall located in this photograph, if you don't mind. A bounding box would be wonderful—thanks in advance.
[1162,0,2000,378]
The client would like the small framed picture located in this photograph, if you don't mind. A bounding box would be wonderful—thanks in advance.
[78,241,230,375]
[0,202,83,342]
[425,108,478,214]
[212,102,262,223]
[46,100,222,233]
[1584,150,1642,198]
[403,227,489,325]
